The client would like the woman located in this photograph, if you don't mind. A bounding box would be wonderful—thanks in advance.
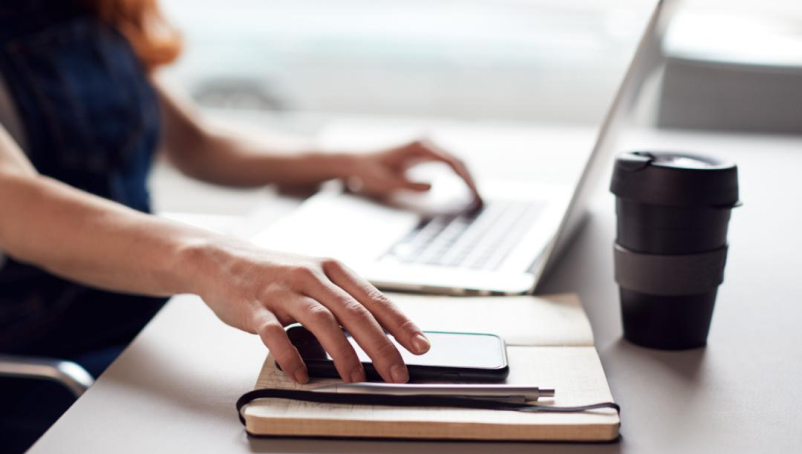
[0,0,480,385]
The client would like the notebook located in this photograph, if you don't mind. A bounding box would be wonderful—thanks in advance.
[241,293,619,441]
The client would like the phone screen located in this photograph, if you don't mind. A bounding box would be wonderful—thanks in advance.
[289,327,506,370]
[344,331,505,369]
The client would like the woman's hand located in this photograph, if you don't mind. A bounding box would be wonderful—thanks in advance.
[342,139,482,204]
[194,240,431,384]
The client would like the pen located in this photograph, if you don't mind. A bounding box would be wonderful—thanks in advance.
[311,383,555,401]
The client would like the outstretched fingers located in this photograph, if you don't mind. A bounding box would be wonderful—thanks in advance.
[303,260,415,383]
[322,259,430,356]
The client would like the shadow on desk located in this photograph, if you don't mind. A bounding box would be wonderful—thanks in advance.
[610,338,707,382]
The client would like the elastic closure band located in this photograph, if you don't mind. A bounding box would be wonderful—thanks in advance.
[236,388,620,426]
[614,244,728,295]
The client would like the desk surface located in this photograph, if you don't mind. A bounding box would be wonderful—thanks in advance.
[28,125,802,453]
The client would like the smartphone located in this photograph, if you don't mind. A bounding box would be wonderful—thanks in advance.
[282,324,509,382]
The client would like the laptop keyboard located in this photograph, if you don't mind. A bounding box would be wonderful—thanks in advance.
[382,200,544,271]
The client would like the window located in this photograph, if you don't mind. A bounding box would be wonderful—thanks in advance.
[160,0,655,125]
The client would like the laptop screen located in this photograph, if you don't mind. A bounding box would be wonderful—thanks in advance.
[534,0,668,291]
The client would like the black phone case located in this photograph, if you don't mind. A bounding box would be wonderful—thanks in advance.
[301,360,509,383]
[280,325,509,383]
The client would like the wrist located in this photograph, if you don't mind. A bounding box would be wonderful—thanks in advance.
[172,233,244,301]
[310,151,358,181]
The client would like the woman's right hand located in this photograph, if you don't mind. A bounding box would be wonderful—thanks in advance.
[192,240,431,384]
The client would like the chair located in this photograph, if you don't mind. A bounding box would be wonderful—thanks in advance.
[0,354,94,398]
[0,355,93,454]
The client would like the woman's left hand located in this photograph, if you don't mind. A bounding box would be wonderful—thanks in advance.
[343,139,482,205]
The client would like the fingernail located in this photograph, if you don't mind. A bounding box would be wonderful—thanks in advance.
[390,364,409,383]
[294,369,309,384]
[350,365,365,383]
[412,333,431,354]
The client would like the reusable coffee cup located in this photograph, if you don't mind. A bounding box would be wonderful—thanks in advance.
[610,151,739,349]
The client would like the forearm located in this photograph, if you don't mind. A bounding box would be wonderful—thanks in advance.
[176,127,357,188]
[156,78,356,188]
[0,172,230,298]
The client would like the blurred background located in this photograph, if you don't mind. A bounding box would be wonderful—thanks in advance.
[160,0,651,126]
[152,0,802,214]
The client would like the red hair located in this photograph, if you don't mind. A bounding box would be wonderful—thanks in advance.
[86,0,182,71]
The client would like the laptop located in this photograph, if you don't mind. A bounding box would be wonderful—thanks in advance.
[251,1,667,295]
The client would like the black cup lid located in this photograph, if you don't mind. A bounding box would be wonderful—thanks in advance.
[610,151,739,207]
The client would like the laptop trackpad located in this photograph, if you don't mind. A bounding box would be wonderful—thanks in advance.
[249,192,419,266]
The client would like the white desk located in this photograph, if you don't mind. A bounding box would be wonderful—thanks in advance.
[28,126,802,453]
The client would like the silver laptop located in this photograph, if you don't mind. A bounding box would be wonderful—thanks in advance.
[251,1,667,295]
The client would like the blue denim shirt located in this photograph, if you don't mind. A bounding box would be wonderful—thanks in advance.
[0,0,162,348]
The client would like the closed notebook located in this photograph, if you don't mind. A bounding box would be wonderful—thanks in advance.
[242,293,619,441]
